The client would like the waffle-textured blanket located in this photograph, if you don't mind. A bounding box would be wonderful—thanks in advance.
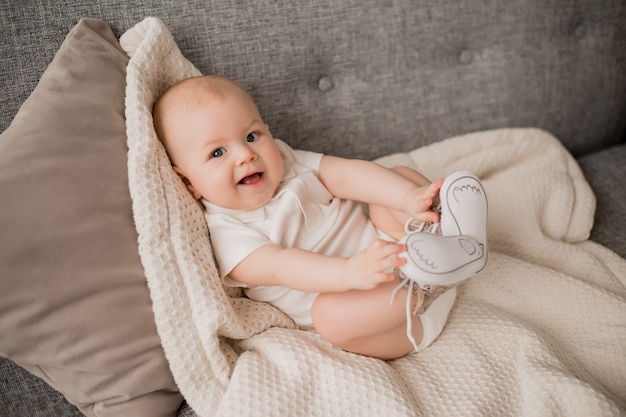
[121,17,626,417]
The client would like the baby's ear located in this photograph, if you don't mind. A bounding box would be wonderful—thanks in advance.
[172,165,202,200]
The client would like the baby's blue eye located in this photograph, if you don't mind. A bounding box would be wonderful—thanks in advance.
[246,133,258,142]
[211,148,225,158]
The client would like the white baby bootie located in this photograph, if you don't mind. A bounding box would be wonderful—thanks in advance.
[400,172,487,290]
[398,171,488,289]
[392,171,488,351]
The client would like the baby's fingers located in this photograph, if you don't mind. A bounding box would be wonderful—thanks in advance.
[371,240,407,276]
[371,239,405,255]
[381,254,406,272]
[411,208,440,224]
[425,178,444,201]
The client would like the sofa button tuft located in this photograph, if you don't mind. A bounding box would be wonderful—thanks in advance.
[458,49,473,65]
[317,76,334,92]
[574,24,586,38]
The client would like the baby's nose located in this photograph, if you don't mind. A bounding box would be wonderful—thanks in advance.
[236,144,257,165]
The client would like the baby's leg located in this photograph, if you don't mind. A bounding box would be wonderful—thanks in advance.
[311,281,422,359]
[312,283,456,359]
[368,166,433,241]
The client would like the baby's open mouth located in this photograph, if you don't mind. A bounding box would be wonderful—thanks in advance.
[239,172,263,185]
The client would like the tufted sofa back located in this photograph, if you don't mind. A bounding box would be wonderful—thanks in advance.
[1,0,625,159]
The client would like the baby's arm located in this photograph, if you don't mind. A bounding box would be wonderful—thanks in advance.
[229,239,407,293]
[318,155,443,223]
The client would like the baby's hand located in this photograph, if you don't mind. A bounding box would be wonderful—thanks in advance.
[344,239,407,289]
[402,178,444,223]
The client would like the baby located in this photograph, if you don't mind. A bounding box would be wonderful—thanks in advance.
[153,75,488,359]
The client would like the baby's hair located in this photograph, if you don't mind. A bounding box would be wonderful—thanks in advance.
[164,75,250,105]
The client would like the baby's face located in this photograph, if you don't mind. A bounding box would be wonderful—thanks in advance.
[164,90,284,211]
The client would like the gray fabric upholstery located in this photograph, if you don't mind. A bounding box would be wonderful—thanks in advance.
[579,144,626,259]
[1,1,625,159]
[1,1,625,416]
[0,358,82,416]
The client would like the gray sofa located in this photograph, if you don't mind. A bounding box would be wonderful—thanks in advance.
[1,1,624,416]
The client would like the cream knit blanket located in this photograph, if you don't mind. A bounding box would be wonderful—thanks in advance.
[121,17,626,417]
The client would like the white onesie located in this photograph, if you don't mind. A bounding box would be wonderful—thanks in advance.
[202,139,379,326]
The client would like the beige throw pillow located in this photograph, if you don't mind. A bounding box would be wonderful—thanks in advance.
[0,18,183,417]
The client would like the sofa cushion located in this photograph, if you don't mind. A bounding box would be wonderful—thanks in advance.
[0,18,183,417]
